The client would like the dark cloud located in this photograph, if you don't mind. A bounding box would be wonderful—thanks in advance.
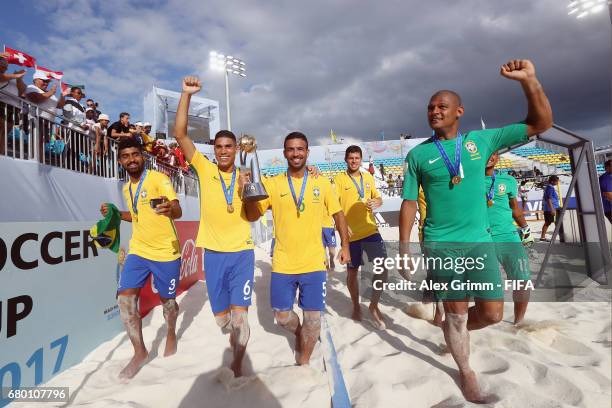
[12,0,610,147]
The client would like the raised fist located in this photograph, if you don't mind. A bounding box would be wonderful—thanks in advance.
[500,59,536,82]
[182,76,202,95]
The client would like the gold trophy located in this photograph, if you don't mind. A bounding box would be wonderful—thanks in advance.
[239,134,269,201]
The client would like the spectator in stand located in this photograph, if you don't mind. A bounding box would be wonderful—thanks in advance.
[386,173,395,196]
[169,142,188,171]
[600,159,612,224]
[368,156,375,176]
[379,163,386,178]
[25,71,65,121]
[0,53,27,103]
[132,122,145,145]
[519,180,529,210]
[141,122,154,153]
[143,122,152,136]
[84,108,97,138]
[540,175,565,242]
[396,174,403,191]
[108,112,131,141]
[62,86,88,131]
[0,53,27,155]
[93,113,110,156]
[85,99,101,120]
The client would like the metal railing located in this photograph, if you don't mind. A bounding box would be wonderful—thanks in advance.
[0,88,198,196]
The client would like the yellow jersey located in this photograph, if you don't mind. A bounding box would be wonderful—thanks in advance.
[258,172,341,274]
[333,171,380,242]
[190,151,254,252]
[122,170,180,261]
[417,187,427,242]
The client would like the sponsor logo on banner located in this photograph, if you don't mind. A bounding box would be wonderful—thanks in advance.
[137,221,203,317]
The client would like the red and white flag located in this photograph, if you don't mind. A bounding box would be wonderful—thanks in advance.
[3,46,37,68]
[36,66,64,80]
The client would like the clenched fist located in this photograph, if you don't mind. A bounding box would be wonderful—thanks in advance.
[182,76,202,95]
[500,59,536,83]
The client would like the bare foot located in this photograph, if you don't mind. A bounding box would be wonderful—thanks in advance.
[119,351,148,380]
[459,369,484,403]
[351,307,362,322]
[164,332,177,357]
[368,304,386,330]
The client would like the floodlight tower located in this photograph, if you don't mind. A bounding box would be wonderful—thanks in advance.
[209,51,247,131]
[567,0,611,22]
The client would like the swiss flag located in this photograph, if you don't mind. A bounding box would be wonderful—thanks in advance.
[36,66,64,80]
[3,46,36,68]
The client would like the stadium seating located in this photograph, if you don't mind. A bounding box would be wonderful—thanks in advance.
[512,146,571,171]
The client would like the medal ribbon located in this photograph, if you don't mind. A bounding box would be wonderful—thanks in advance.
[219,167,237,207]
[348,171,365,199]
[287,170,308,212]
[487,170,496,201]
[431,131,463,179]
[128,169,148,216]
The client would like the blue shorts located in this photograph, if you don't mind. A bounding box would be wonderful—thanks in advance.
[322,228,337,247]
[348,233,387,269]
[270,271,327,311]
[204,249,255,314]
[119,254,181,298]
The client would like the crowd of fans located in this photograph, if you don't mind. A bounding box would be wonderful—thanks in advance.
[0,52,190,175]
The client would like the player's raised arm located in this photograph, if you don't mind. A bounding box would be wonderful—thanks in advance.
[174,76,200,162]
[500,59,553,136]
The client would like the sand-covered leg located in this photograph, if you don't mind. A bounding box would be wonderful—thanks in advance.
[275,310,302,362]
[118,293,148,380]
[229,308,250,377]
[161,298,179,357]
[443,312,483,403]
[297,311,321,366]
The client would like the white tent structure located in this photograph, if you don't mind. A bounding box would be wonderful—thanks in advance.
[143,86,220,143]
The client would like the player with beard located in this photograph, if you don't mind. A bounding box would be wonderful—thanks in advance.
[333,145,387,329]
[399,59,552,402]
[246,132,351,365]
[100,138,182,379]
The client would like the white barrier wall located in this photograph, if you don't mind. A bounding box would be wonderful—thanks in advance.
[0,157,201,407]
[0,222,128,400]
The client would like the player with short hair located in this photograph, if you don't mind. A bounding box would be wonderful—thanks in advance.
[247,132,351,365]
[399,59,552,402]
[100,137,182,379]
[175,76,260,377]
[334,145,387,329]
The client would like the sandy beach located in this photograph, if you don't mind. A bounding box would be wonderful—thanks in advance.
[12,230,611,408]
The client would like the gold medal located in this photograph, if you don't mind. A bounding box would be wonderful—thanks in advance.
[487,199,494,207]
[227,204,234,213]
[133,214,138,222]
[451,176,462,185]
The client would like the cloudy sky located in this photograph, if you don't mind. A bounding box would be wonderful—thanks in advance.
[1,0,610,148]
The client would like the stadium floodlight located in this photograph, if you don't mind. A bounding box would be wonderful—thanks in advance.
[209,50,247,131]
[567,0,611,19]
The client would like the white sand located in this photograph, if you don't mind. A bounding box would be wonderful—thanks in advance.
[12,230,611,408]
